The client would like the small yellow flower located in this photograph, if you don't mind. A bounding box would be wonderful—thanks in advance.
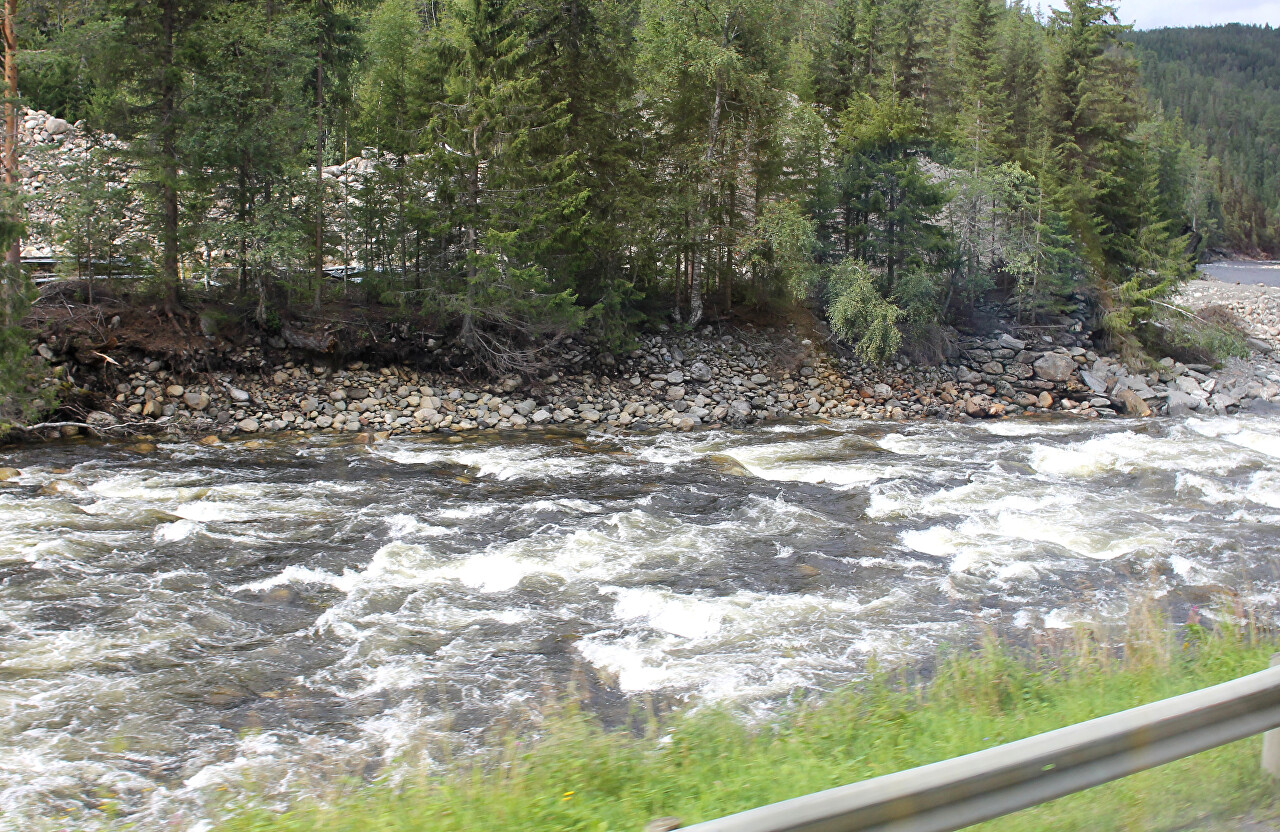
[562,791,575,801]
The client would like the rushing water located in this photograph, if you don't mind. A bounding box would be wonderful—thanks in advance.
[3,413,1280,829]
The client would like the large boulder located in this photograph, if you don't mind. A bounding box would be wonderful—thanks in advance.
[1033,352,1076,383]
[1111,388,1152,417]
[1166,391,1200,418]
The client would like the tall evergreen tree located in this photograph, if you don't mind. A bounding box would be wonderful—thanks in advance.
[93,0,210,310]
[421,0,585,368]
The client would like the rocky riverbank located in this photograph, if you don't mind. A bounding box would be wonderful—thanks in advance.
[18,278,1280,445]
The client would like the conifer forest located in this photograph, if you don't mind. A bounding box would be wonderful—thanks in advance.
[4,1,1280,371]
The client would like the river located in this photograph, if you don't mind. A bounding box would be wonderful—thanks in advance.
[1199,260,1280,287]
[3,413,1280,829]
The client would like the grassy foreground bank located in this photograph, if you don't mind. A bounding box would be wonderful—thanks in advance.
[216,622,1280,832]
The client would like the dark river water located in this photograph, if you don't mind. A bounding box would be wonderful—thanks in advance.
[1199,260,1280,287]
[3,414,1280,830]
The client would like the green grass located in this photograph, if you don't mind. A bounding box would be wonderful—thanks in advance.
[215,620,1280,832]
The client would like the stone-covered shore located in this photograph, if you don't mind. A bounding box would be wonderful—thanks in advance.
[27,278,1280,445]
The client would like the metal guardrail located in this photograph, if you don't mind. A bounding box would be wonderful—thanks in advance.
[682,658,1280,832]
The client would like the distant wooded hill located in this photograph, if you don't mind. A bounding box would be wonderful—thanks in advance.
[1131,24,1280,256]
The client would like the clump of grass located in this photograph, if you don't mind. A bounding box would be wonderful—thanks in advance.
[1141,303,1251,365]
[215,614,1280,832]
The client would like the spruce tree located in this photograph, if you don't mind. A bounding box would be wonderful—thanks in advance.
[422,0,585,368]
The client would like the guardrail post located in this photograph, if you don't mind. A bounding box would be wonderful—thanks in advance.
[1263,653,1280,778]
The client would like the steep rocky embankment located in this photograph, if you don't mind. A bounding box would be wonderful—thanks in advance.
[24,280,1280,444]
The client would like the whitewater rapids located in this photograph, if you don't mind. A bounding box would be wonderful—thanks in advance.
[2,412,1279,829]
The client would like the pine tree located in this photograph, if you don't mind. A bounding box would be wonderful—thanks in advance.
[954,0,1008,165]
[92,0,211,311]
[185,0,316,324]
[421,0,586,369]
[637,0,784,325]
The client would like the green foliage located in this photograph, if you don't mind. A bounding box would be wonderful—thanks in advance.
[1130,24,1280,255]
[213,623,1280,832]
[0,190,51,428]
[826,259,903,363]
[1139,303,1250,365]
[48,145,144,295]
[11,0,1270,367]
[741,199,819,301]
[417,0,588,366]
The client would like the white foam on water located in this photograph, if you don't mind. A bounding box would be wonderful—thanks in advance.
[384,514,454,538]
[725,450,902,487]
[1177,470,1280,510]
[607,586,726,639]
[1187,417,1280,460]
[982,421,1064,437]
[435,504,499,520]
[372,443,606,480]
[578,587,910,699]
[154,519,200,542]
[233,564,361,594]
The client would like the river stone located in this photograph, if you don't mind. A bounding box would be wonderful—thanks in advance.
[750,373,769,385]
[1174,375,1203,396]
[1166,391,1200,418]
[1111,388,1152,417]
[727,400,752,420]
[0,467,19,481]
[128,442,157,454]
[998,333,1027,351]
[198,435,222,446]
[1037,391,1054,408]
[1079,371,1108,395]
[183,391,210,411]
[227,386,251,403]
[581,409,601,422]
[689,361,714,382]
[329,388,346,401]
[237,417,260,433]
[1033,352,1076,382]
[531,409,552,423]
[166,384,185,397]
[299,397,320,414]
[85,411,117,428]
[44,116,71,135]
[666,370,684,384]
[964,394,994,418]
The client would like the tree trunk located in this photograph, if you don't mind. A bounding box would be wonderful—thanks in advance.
[313,41,325,310]
[159,0,181,309]
[3,0,18,267]
[461,127,480,348]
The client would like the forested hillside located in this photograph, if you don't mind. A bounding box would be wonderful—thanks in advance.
[1131,24,1280,257]
[0,0,1238,381]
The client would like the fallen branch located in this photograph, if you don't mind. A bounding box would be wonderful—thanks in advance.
[7,420,139,438]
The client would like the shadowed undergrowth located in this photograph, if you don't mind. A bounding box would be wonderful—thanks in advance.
[213,614,1280,832]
